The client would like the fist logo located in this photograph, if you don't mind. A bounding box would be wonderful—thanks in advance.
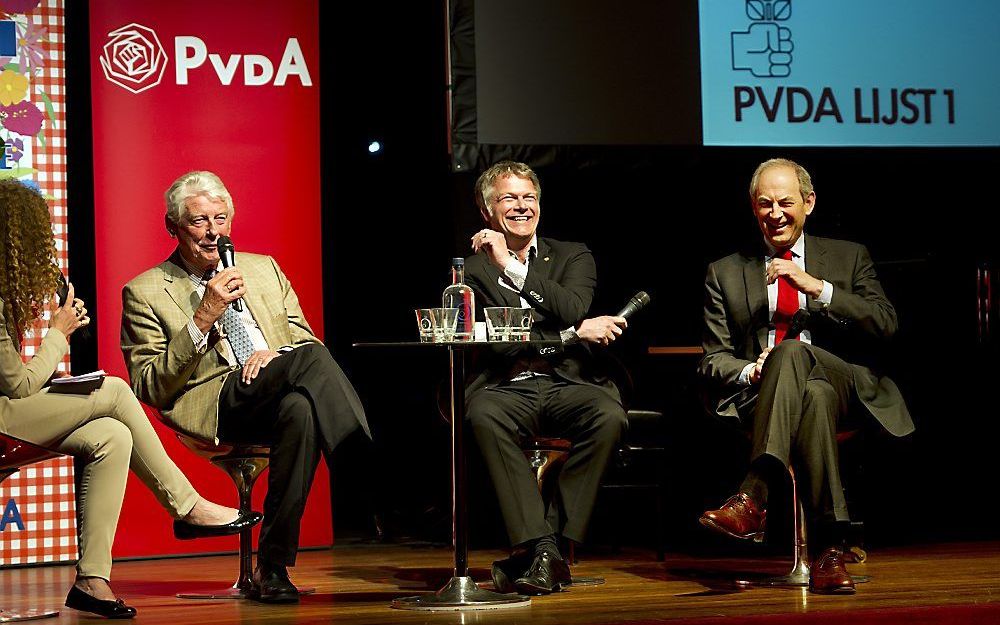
[731,0,794,78]
[732,23,793,78]
[99,23,169,94]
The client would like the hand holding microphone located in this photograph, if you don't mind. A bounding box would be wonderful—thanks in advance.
[216,236,243,312]
[577,291,651,346]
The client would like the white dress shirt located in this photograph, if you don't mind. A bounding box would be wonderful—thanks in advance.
[179,258,270,366]
[737,235,834,385]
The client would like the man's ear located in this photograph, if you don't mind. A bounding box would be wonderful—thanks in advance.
[165,215,177,238]
[479,205,491,225]
[804,192,816,216]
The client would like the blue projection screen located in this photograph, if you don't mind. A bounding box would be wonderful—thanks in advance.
[453,0,1000,154]
[699,0,1000,146]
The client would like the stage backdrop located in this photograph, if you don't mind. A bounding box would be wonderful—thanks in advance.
[88,0,326,557]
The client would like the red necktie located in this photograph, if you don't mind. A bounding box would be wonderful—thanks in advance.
[773,249,798,345]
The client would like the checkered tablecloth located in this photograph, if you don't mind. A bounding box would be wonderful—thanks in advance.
[0,456,78,566]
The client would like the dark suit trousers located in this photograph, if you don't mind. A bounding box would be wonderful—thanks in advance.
[467,376,626,547]
[748,340,866,525]
[216,343,368,567]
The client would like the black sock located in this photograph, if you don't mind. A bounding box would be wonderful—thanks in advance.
[739,455,788,510]
[739,470,769,510]
[533,534,562,560]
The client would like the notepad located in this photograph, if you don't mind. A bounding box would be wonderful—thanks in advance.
[49,370,107,394]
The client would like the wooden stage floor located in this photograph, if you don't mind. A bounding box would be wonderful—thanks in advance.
[2,541,998,624]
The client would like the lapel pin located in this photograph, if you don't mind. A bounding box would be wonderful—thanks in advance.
[544,256,550,262]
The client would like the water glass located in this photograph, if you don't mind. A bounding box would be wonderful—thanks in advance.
[414,308,434,342]
[485,307,533,342]
[429,307,460,342]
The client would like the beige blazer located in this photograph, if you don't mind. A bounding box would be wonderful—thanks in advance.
[120,251,320,442]
[0,299,68,425]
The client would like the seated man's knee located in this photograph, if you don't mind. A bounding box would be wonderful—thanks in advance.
[761,340,812,379]
[298,342,330,364]
[591,398,627,443]
[465,393,508,434]
[769,339,810,361]
[803,379,839,415]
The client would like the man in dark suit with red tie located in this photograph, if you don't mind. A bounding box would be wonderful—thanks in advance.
[464,160,628,595]
[697,158,913,594]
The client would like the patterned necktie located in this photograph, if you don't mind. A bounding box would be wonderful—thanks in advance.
[773,249,798,345]
[205,269,255,365]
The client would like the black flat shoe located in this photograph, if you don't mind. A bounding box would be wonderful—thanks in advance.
[65,585,137,619]
[173,510,263,540]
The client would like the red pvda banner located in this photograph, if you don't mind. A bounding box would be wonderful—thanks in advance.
[88,0,328,558]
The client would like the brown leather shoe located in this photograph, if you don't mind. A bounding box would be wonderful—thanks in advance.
[809,547,856,595]
[699,493,766,542]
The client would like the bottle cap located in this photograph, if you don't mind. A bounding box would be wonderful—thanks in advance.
[451,257,465,267]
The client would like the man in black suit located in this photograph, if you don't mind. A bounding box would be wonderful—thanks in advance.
[698,158,913,594]
[465,160,628,595]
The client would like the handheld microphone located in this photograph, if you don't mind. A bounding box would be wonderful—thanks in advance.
[615,291,651,320]
[784,309,810,341]
[216,236,243,312]
[56,273,90,341]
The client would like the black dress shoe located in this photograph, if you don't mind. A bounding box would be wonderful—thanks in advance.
[173,510,263,540]
[491,551,533,593]
[249,565,299,603]
[65,585,137,619]
[514,552,572,595]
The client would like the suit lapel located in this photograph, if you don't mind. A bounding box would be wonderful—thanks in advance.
[162,254,200,319]
[804,234,826,312]
[742,254,768,353]
[533,238,553,284]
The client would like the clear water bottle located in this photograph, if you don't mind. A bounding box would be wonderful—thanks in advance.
[442,257,475,341]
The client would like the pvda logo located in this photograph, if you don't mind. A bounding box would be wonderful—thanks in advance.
[99,23,312,93]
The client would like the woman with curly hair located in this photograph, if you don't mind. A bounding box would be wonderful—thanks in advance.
[0,179,261,619]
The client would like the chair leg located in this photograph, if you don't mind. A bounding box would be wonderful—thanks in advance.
[176,456,268,600]
[742,465,810,587]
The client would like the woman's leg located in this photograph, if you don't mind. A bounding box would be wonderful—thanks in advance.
[54,418,132,582]
[88,377,199,518]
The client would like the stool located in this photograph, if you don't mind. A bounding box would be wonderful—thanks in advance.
[172,435,273,599]
[740,430,868,588]
[0,433,62,622]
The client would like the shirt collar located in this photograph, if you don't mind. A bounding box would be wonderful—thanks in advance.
[508,235,538,264]
[177,252,221,283]
[764,233,805,259]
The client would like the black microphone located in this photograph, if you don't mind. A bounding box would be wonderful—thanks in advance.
[784,309,810,341]
[216,236,243,312]
[56,272,90,341]
[615,291,651,319]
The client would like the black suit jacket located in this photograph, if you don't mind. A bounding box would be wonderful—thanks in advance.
[464,237,620,403]
[698,234,913,437]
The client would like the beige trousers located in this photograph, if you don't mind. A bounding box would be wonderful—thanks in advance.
[0,376,199,580]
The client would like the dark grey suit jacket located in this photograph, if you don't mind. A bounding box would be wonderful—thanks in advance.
[698,234,914,437]
[463,237,620,403]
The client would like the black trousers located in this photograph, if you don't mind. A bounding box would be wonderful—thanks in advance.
[216,343,369,567]
[746,340,866,526]
[467,376,626,547]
